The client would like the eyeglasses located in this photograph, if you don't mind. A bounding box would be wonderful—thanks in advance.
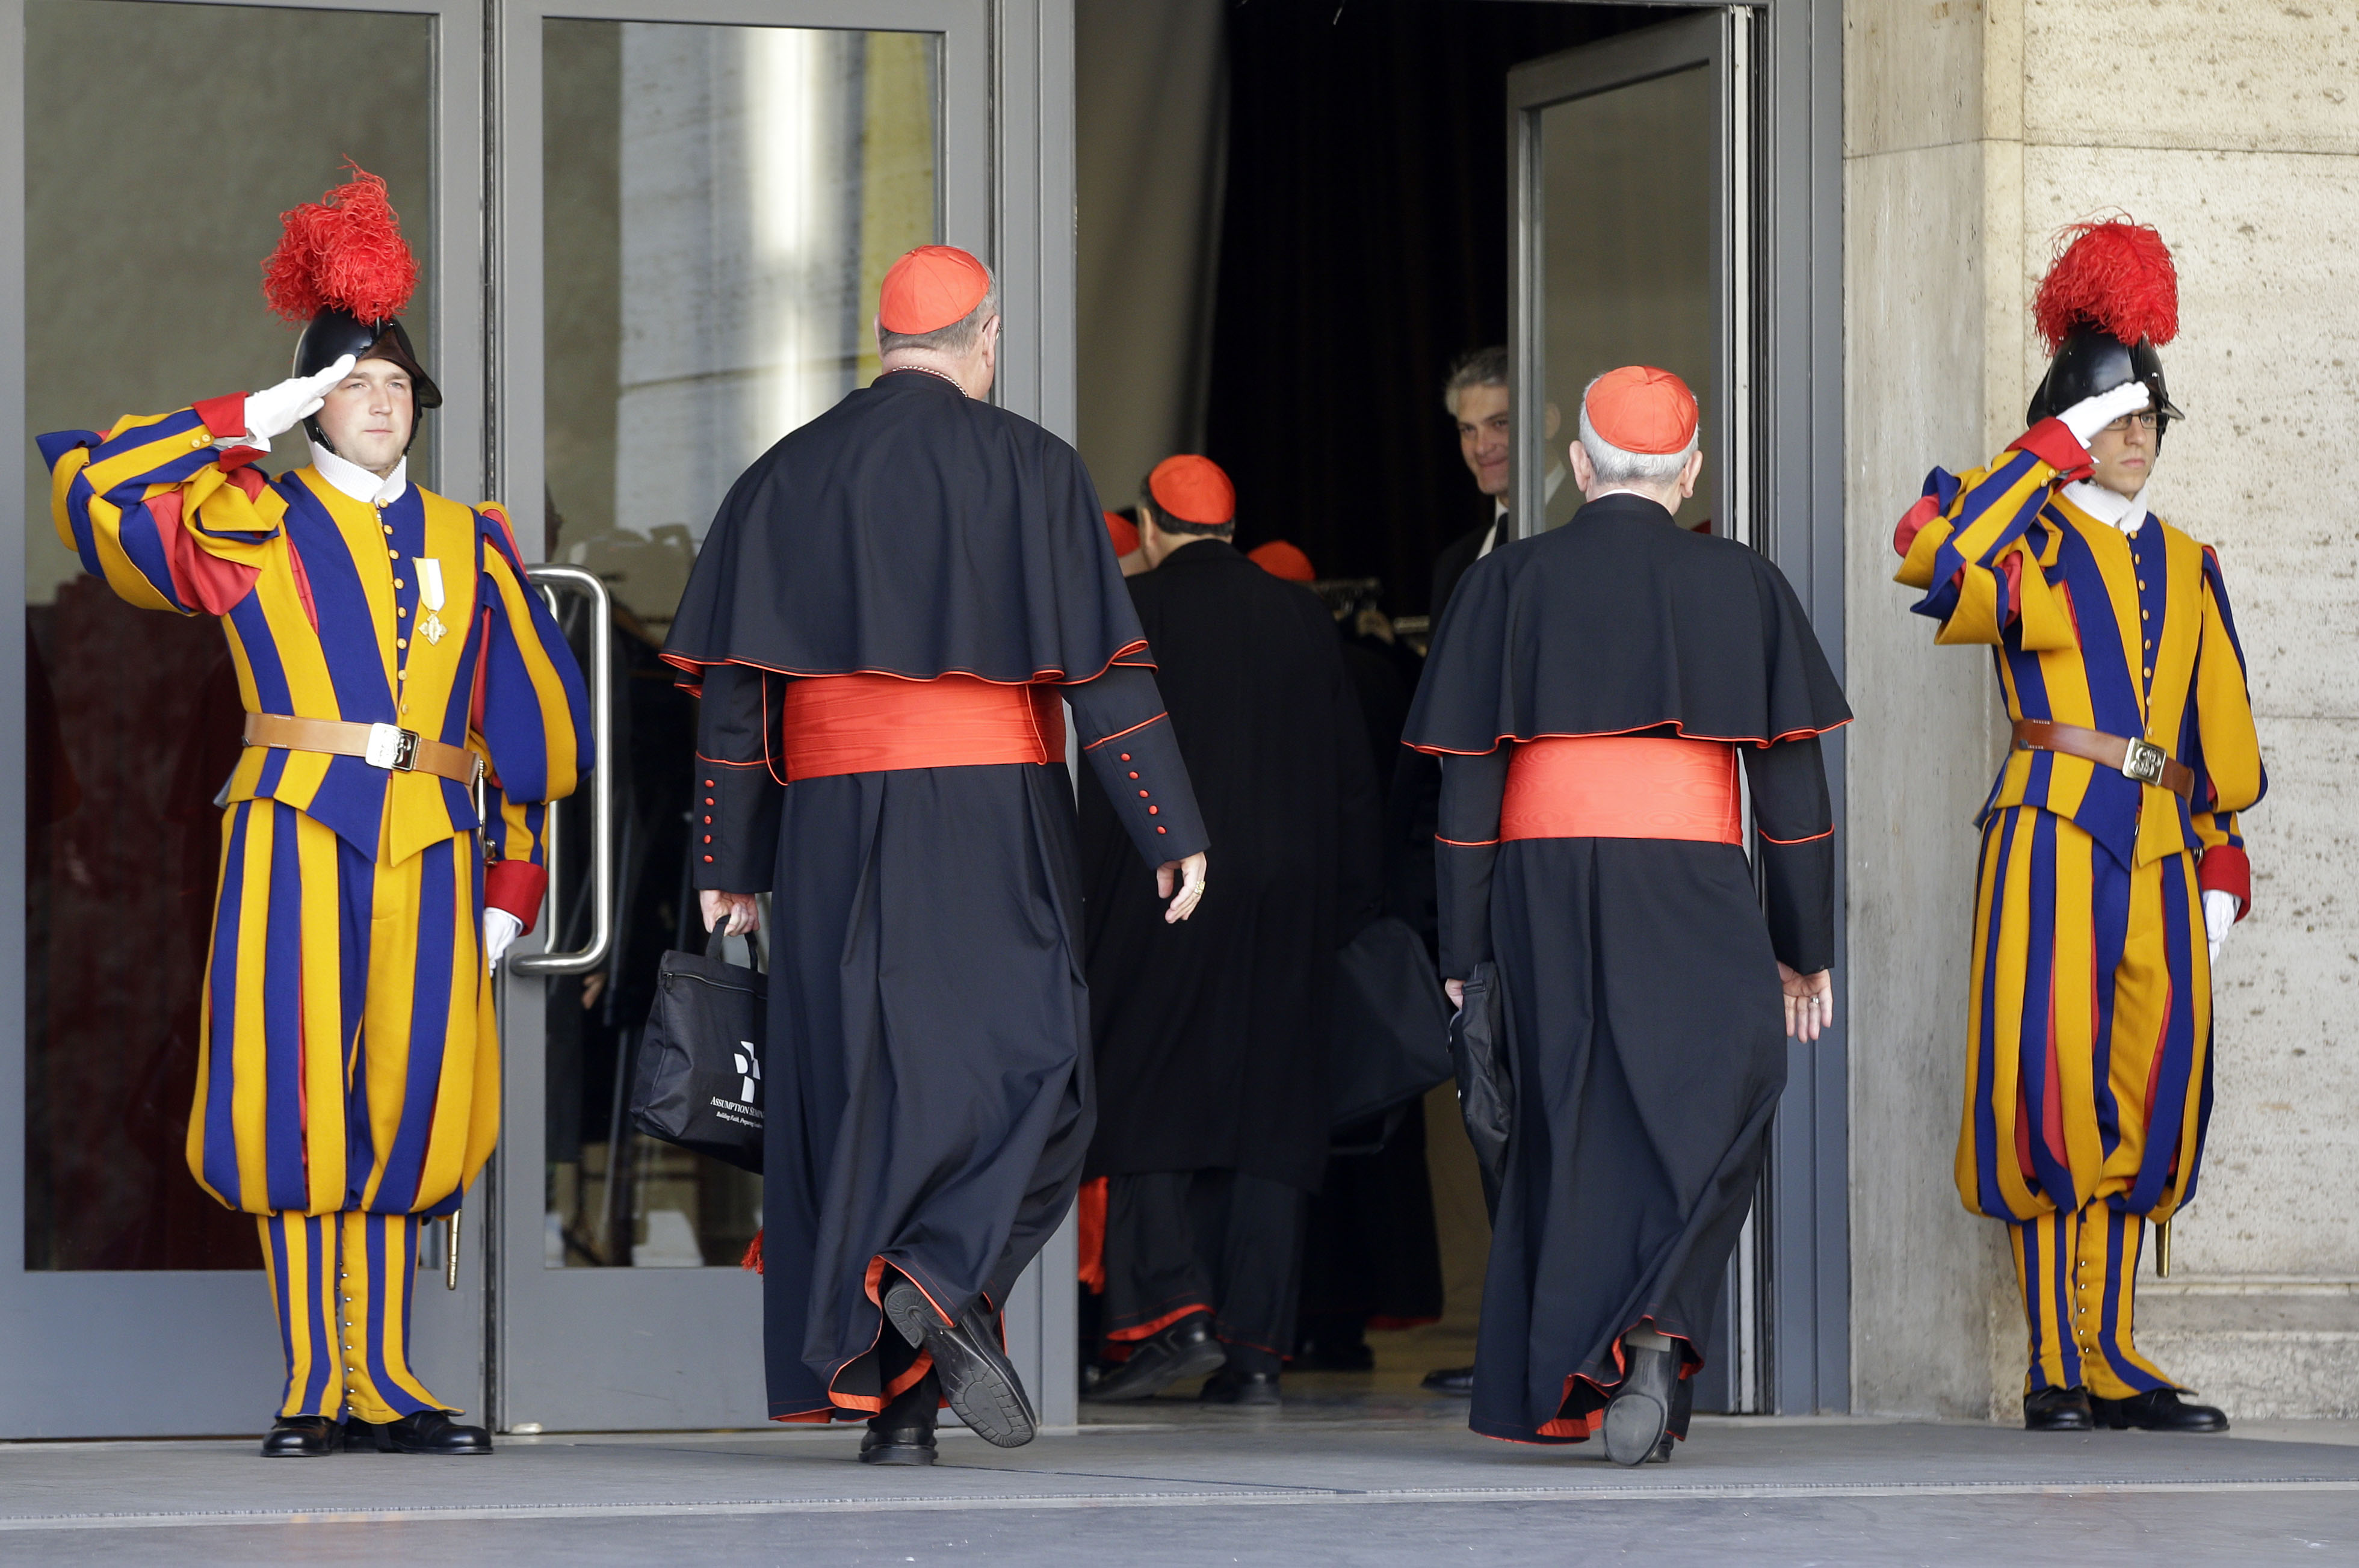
[2102,412,2162,433]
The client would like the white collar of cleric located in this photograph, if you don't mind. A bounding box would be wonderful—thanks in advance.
[308,437,407,508]
[2062,477,2150,537]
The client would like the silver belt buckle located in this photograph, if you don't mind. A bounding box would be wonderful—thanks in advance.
[2120,738,2166,786]
[365,722,421,772]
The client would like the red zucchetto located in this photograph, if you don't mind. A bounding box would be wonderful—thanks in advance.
[1147,455,1235,526]
[878,245,992,335]
[1584,366,1699,455]
[1104,511,1140,555]
[1248,540,1316,582]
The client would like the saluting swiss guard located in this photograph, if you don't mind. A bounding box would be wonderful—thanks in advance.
[1405,367,1849,1464]
[1893,218,2265,1434]
[39,167,591,1457]
[666,246,1210,1465]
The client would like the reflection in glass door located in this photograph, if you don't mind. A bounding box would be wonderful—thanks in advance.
[537,17,938,1278]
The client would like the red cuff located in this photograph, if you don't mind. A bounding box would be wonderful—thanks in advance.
[191,392,248,444]
[1893,492,1941,558]
[484,860,548,931]
[2197,845,2251,918]
[2008,417,2092,480]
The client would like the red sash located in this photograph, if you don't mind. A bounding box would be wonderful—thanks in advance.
[1499,735,1742,845]
[777,673,1064,783]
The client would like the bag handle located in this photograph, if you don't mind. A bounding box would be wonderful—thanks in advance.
[704,924,766,973]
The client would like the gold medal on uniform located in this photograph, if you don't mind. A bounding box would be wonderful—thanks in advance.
[414,556,448,645]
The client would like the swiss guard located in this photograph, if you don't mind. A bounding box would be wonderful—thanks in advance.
[1893,218,2265,1433]
[39,167,592,1457]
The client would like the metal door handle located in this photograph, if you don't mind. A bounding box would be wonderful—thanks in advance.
[509,564,614,975]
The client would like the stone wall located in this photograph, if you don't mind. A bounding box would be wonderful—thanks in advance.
[1843,0,2359,1420]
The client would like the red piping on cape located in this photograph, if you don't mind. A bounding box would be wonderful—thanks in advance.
[1435,835,1501,847]
[1102,1303,1213,1344]
[661,640,1155,687]
[1759,826,1835,845]
[1406,715,1852,758]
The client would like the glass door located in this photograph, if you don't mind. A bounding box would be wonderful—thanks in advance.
[2,0,487,1437]
[1505,8,1767,1413]
[488,0,1006,1432]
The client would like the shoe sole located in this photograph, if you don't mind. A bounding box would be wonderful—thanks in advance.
[1602,1391,1669,1467]
[882,1282,1038,1449]
[1084,1339,1229,1403]
[858,1446,938,1466]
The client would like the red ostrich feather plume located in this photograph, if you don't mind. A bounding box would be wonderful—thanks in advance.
[2033,217,2178,353]
[261,162,419,326]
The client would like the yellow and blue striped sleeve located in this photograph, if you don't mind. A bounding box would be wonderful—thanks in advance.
[1893,419,2091,650]
[2189,545,2266,913]
[474,505,593,928]
[39,403,282,616]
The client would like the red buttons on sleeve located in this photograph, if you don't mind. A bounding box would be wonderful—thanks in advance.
[1119,754,1131,762]
[1128,772,1139,779]
[703,855,714,863]
[703,835,713,844]
[1156,826,1167,835]
[703,816,713,824]
[1137,789,1149,798]
[1148,806,1158,815]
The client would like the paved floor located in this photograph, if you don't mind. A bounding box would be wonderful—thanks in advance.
[4,1386,2354,1566]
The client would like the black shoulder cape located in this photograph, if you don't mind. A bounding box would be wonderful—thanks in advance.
[1402,493,1850,754]
[663,370,1145,688]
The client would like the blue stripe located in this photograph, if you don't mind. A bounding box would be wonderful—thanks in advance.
[382,839,457,1208]
[201,804,253,1208]
[226,597,295,717]
[341,835,378,1202]
[262,804,309,1209]
[1969,810,2017,1216]
[303,1215,337,1415]
[110,498,193,613]
[2020,812,2073,1208]
[2088,843,2131,1159]
[279,482,395,721]
[2130,854,2203,1212]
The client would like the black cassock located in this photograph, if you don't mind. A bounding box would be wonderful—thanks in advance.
[1404,493,1849,1446]
[1080,542,1381,1194]
[665,370,1207,1423]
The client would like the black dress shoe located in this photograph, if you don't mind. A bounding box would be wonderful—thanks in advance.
[1648,1368,1693,1462]
[1293,1335,1374,1372]
[882,1279,1038,1448]
[1421,1365,1476,1395]
[2023,1386,2095,1431]
[1084,1312,1228,1403]
[1602,1345,1677,1467]
[859,1424,938,1465]
[1199,1368,1281,1406]
[260,1415,344,1458]
[2091,1388,2229,1433]
[349,1410,493,1455]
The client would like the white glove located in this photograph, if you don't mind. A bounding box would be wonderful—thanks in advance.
[483,909,525,969]
[2203,889,2239,966]
[2059,379,2153,446]
[229,353,356,452]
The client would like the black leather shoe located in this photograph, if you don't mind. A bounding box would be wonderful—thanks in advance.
[1603,1345,1677,1467]
[2091,1388,2229,1433]
[260,1415,344,1458]
[883,1279,1037,1448]
[1421,1365,1476,1395]
[1648,1367,1693,1462]
[859,1424,938,1465]
[2023,1386,2095,1431]
[350,1410,493,1455]
[1084,1312,1228,1403]
[1199,1368,1281,1406]
[1293,1335,1374,1372]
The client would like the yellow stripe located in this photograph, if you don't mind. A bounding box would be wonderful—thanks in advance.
[299,815,350,1214]
[228,806,277,1210]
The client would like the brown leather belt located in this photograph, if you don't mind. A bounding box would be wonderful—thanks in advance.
[243,713,484,785]
[2013,719,2192,798]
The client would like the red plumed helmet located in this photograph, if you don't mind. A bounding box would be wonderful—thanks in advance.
[2032,217,2178,353]
[261,162,419,327]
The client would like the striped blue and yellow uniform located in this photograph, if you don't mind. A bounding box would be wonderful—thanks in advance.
[1896,418,2264,1400]
[41,402,590,1418]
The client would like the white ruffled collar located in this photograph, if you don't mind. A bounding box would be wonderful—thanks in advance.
[308,437,407,507]
[2062,477,2149,537]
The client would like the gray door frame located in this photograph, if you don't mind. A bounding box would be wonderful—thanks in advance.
[486,0,1083,1433]
[0,0,489,1439]
[1504,0,1847,1418]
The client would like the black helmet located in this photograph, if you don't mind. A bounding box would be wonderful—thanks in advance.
[293,307,442,454]
[2026,326,2183,444]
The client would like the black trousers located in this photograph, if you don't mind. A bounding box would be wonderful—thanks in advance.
[1101,1170,1307,1375]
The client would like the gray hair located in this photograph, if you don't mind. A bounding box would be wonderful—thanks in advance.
[1576,375,1699,486]
[1441,345,1509,419]
[877,264,1002,358]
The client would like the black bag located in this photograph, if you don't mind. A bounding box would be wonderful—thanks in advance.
[629,929,767,1173]
[1448,960,1512,1211]
[1328,915,1455,1141]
